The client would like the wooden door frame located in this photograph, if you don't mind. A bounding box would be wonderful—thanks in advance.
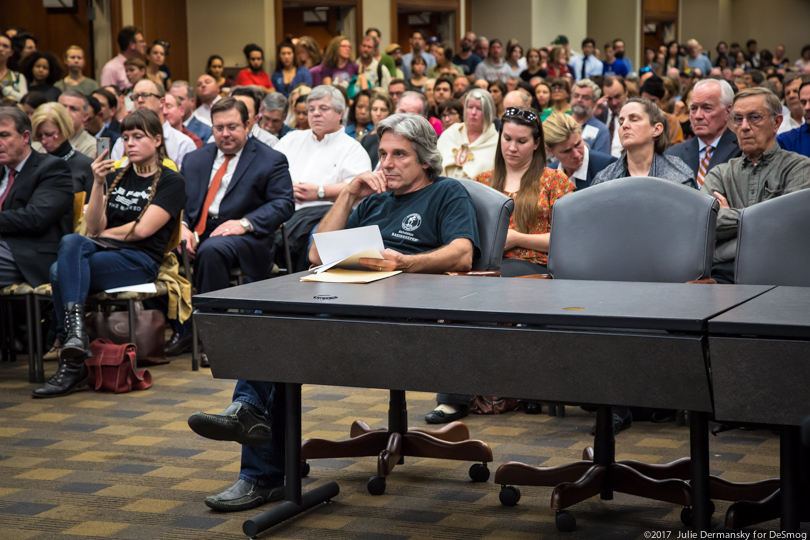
[275,0,362,49]
[390,0,461,47]
[641,0,678,61]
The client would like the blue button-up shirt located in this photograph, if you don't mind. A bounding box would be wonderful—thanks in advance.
[776,123,810,158]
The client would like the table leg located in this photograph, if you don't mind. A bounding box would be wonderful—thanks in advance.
[242,383,340,537]
[689,411,710,532]
[781,425,800,532]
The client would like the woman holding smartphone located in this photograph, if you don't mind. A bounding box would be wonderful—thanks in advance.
[33,109,186,399]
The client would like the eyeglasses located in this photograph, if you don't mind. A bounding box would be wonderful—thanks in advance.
[551,84,566,91]
[132,92,158,101]
[307,105,334,114]
[503,107,538,122]
[441,110,460,119]
[731,113,771,126]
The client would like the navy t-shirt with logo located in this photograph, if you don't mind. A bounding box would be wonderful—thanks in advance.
[345,176,480,259]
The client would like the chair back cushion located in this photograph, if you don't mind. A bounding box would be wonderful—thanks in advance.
[548,176,718,282]
[735,189,810,286]
[455,178,515,271]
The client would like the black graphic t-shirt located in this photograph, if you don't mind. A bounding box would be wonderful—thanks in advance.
[346,176,480,258]
[102,166,186,263]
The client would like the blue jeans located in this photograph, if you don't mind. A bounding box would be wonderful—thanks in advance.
[234,380,286,487]
[50,234,160,339]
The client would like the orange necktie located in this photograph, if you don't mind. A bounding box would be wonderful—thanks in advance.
[696,145,714,187]
[195,155,234,236]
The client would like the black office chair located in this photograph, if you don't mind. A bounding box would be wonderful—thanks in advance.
[715,189,810,529]
[301,177,514,495]
[494,177,720,531]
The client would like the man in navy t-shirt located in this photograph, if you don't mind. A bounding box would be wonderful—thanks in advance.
[188,113,480,514]
[311,113,480,272]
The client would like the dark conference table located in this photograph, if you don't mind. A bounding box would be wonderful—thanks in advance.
[195,273,773,536]
[709,286,810,531]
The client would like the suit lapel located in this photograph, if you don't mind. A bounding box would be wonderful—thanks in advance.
[685,138,700,176]
[193,145,218,212]
[4,150,39,209]
[708,129,739,172]
[223,139,256,199]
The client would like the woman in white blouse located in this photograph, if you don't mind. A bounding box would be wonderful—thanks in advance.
[436,88,498,179]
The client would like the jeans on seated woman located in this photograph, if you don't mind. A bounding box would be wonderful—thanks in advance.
[33,108,186,399]
[49,234,160,345]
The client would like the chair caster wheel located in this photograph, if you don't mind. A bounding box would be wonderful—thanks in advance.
[301,460,310,478]
[499,485,521,506]
[680,502,714,528]
[367,475,386,495]
[556,509,576,532]
[680,506,693,527]
[469,463,490,482]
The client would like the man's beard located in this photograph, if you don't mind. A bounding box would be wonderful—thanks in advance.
[395,57,402,67]
[615,51,625,59]
[572,103,591,116]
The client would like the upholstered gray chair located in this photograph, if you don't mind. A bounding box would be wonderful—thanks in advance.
[715,188,810,530]
[735,189,810,287]
[496,177,720,532]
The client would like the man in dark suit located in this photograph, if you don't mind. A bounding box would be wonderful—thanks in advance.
[665,79,741,187]
[167,98,294,356]
[544,112,618,190]
[0,106,73,288]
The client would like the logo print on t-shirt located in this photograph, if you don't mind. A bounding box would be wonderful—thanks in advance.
[401,213,422,232]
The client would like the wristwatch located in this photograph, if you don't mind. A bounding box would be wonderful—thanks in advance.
[239,217,252,232]
[317,185,325,199]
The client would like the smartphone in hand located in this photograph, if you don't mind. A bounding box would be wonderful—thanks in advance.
[96,137,111,159]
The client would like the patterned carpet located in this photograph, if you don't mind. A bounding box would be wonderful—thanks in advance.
[0,354,802,540]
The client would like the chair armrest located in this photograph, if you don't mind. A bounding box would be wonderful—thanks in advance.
[686,278,717,284]
[515,274,553,279]
[444,270,501,277]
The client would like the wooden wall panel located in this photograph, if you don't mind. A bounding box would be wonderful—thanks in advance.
[3,2,94,77]
[131,0,189,82]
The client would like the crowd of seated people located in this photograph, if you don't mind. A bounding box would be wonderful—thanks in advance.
[2,22,810,512]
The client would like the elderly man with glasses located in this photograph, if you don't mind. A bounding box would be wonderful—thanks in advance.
[270,85,372,273]
[110,78,195,168]
[701,87,810,283]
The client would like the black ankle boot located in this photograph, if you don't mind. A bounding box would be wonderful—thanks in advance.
[32,354,89,398]
[60,302,89,360]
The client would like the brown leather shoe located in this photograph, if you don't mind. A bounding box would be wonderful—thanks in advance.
[165,332,193,356]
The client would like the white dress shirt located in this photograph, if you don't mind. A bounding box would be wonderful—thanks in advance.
[556,144,590,183]
[609,112,622,158]
[193,96,222,127]
[698,133,724,163]
[273,127,372,210]
[207,147,245,218]
[111,120,196,169]
[778,105,805,135]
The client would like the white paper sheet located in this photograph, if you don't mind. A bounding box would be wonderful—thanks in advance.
[311,226,386,273]
[104,283,158,294]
